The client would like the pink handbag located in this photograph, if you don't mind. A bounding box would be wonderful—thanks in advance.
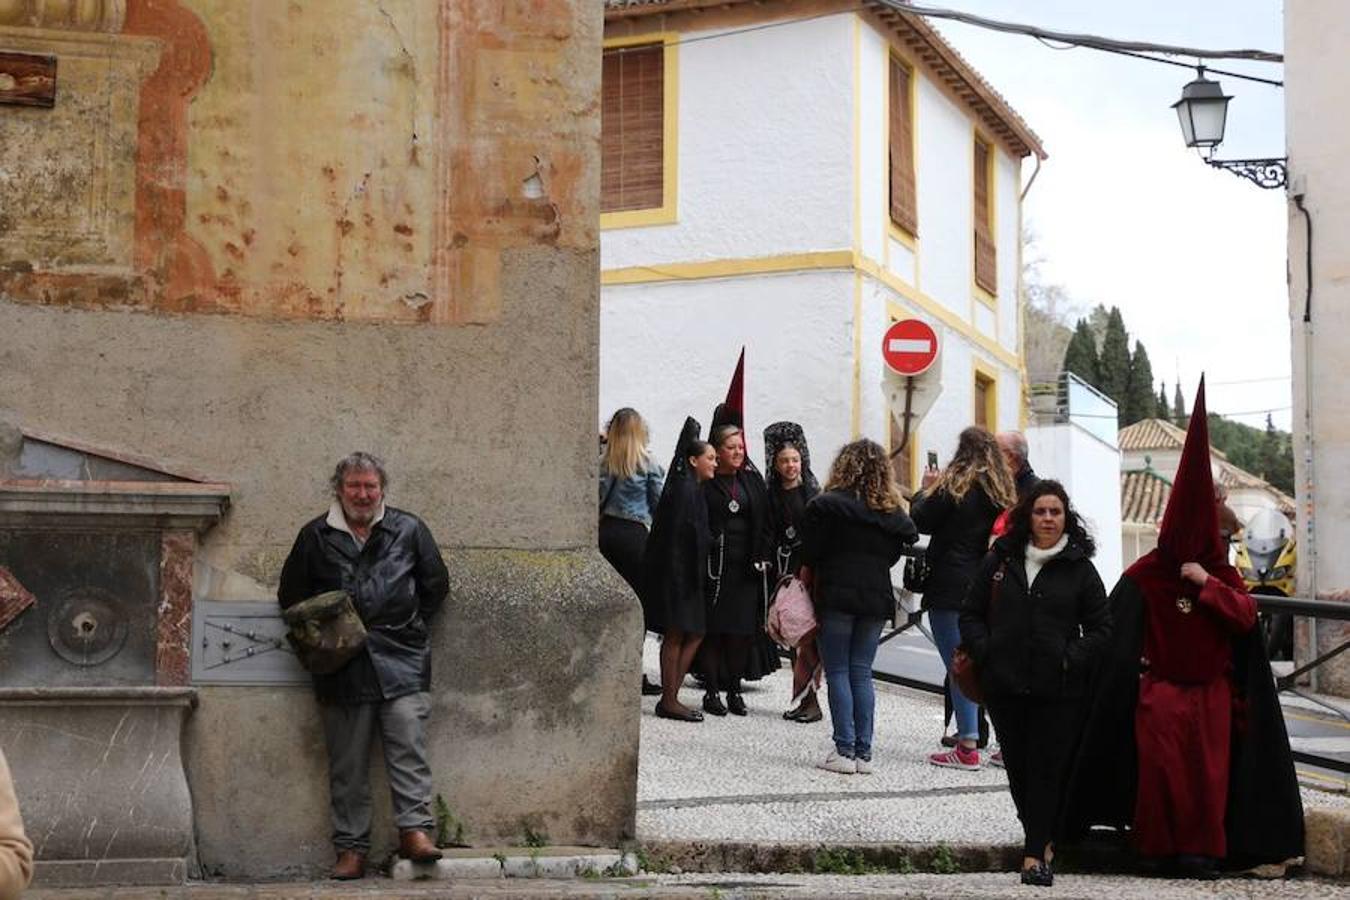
[766,576,816,648]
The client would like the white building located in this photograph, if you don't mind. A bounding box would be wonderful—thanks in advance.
[599,0,1045,487]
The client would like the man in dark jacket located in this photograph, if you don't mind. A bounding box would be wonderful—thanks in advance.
[279,452,449,880]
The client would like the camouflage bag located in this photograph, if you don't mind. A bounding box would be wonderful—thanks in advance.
[281,590,368,675]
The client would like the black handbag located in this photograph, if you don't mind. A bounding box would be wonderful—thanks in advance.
[902,552,930,593]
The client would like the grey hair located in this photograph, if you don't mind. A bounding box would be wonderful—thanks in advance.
[998,431,1029,465]
[330,451,388,496]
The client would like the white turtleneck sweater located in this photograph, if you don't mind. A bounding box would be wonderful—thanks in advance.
[1024,533,1069,588]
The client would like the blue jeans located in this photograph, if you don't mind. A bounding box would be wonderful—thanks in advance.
[929,609,980,742]
[817,609,885,760]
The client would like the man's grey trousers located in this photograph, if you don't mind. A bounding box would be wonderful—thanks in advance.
[320,691,435,852]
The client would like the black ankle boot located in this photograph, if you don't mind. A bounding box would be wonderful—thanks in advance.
[702,691,727,716]
[726,692,747,716]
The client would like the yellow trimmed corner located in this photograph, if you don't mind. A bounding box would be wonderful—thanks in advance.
[973,357,999,430]
[602,250,855,285]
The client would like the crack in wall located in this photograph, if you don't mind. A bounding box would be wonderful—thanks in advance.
[373,0,420,160]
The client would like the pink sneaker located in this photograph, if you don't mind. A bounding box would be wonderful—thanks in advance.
[928,744,981,770]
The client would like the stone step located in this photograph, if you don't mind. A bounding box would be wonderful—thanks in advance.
[390,846,638,881]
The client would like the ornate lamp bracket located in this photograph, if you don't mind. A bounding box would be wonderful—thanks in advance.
[1205,157,1289,190]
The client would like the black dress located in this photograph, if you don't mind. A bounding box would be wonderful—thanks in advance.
[703,472,767,636]
[641,418,709,635]
[769,484,816,578]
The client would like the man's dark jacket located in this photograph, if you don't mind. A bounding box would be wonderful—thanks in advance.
[1014,463,1037,500]
[959,535,1111,700]
[800,490,918,620]
[910,485,1000,612]
[279,507,449,704]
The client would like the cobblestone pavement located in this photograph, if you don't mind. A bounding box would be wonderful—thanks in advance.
[25,871,1347,899]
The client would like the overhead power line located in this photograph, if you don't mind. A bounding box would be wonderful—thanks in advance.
[885,2,1283,63]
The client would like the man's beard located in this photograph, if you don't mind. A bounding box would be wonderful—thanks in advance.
[342,501,377,525]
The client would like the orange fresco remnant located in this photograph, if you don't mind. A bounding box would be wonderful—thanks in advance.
[0,0,600,325]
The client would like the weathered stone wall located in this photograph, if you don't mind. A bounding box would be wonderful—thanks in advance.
[0,0,637,878]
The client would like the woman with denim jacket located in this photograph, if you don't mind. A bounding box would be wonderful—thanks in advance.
[960,480,1111,887]
[800,439,918,774]
[599,408,665,692]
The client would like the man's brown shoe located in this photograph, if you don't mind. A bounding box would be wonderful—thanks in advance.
[399,828,443,862]
[332,849,366,880]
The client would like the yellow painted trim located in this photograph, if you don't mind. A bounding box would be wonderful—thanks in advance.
[600,32,679,231]
[973,357,999,430]
[602,250,855,285]
[851,271,863,439]
[861,254,1021,370]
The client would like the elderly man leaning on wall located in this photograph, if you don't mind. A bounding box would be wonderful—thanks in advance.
[0,747,33,900]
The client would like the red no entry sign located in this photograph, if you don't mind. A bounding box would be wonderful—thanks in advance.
[882,319,939,376]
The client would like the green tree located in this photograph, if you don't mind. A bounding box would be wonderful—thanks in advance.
[1097,307,1132,408]
[1157,382,1170,420]
[1062,319,1100,386]
[1260,414,1295,494]
[1173,383,1187,425]
[1122,340,1158,426]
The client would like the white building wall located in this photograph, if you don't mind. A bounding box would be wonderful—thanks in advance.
[911,76,973,316]
[995,151,1022,353]
[600,270,857,466]
[1028,424,1125,585]
[600,14,855,271]
[857,21,889,265]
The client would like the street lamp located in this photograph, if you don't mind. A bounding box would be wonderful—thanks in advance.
[1172,67,1287,190]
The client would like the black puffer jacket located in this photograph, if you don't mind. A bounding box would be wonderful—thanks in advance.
[910,484,1002,611]
[800,491,918,620]
[959,535,1111,700]
[279,507,449,704]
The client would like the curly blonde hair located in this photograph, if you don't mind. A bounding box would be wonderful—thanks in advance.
[824,439,906,512]
[930,426,1017,508]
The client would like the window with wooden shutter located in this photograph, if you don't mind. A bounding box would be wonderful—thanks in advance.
[973,137,996,294]
[602,42,666,215]
[888,57,917,237]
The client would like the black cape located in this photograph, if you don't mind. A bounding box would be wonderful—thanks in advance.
[1061,573,1305,868]
[640,417,709,635]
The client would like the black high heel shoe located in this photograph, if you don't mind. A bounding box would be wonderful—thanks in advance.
[726,692,747,716]
[702,691,727,716]
[1020,861,1053,887]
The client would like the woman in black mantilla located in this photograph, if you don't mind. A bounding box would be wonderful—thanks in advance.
[698,414,774,717]
[642,417,717,722]
[764,421,822,723]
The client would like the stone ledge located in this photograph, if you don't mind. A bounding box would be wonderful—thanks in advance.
[1307,807,1350,876]
[637,840,1022,875]
[390,847,636,881]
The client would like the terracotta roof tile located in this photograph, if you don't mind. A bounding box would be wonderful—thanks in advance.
[1121,468,1171,526]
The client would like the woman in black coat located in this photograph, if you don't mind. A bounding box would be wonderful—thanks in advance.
[960,479,1112,887]
[800,439,918,774]
[911,426,1017,768]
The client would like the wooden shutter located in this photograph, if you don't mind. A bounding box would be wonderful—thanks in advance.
[973,138,996,293]
[888,58,917,236]
[601,43,665,214]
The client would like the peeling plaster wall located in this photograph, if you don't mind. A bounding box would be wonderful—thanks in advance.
[0,0,639,877]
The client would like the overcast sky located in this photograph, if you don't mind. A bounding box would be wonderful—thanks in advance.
[927,0,1290,429]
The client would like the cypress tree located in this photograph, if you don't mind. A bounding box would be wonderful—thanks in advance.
[1173,383,1187,425]
[1097,307,1132,408]
[1062,319,1100,386]
[1157,382,1170,420]
[1123,341,1157,426]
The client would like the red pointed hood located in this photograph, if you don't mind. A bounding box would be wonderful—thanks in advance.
[710,348,748,459]
[1126,377,1228,594]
